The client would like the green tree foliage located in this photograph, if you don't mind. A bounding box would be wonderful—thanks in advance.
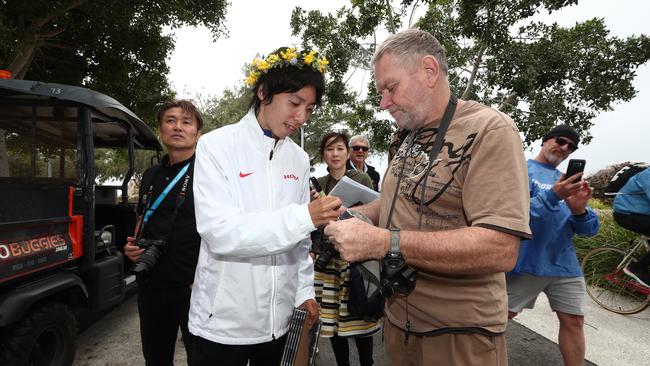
[200,84,251,133]
[0,0,228,183]
[0,0,228,125]
[291,0,650,149]
[94,148,160,185]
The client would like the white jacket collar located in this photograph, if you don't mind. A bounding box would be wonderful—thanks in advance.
[241,108,287,151]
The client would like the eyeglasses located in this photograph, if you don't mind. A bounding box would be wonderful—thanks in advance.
[554,136,578,152]
[351,145,369,152]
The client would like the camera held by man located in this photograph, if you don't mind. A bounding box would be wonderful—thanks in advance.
[131,238,166,274]
[315,210,416,297]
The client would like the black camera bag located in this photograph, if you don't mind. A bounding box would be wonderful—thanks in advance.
[348,260,385,322]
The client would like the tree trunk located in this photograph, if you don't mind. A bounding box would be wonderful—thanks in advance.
[6,0,87,78]
[384,0,397,34]
[7,40,37,79]
[461,44,487,100]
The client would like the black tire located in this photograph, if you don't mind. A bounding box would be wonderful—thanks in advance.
[581,247,650,314]
[0,302,77,366]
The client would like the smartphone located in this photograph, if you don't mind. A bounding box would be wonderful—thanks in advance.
[564,159,586,182]
[310,177,325,196]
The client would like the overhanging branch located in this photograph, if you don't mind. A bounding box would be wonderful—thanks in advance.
[461,44,488,99]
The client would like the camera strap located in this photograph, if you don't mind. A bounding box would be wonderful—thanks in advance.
[382,94,457,343]
[385,94,458,229]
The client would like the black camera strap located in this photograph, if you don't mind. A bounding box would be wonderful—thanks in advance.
[382,94,457,343]
[385,94,458,229]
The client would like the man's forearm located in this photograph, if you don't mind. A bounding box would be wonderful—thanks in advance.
[400,226,520,275]
[349,198,381,225]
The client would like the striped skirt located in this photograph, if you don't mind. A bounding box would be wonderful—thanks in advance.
[314,257,381,338]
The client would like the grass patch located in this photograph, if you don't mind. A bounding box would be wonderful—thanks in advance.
[587,198,609,210]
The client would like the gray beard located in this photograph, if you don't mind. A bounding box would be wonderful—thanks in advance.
[543,149,565,167]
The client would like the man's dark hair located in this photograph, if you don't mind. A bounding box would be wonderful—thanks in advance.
[156,99,204,131]
[319,131,350,158]
[249,50,325,114]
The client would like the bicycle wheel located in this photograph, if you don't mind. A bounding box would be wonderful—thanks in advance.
[581,247,650,314]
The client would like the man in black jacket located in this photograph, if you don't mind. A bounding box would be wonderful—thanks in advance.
[124,100,203,366]
[346,135,381,191]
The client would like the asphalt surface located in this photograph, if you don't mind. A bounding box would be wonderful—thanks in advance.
[73,294,596,366]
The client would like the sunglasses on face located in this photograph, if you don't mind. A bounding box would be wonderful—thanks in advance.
[554,136,578,152]
[351,145,369,152]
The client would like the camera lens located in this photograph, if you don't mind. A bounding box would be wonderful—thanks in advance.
[314,250,333,272]
[132,244,163,275]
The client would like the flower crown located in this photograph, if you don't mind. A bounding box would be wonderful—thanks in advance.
[244,47,329,86]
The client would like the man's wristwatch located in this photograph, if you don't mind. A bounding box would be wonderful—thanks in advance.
[388,227,402,258]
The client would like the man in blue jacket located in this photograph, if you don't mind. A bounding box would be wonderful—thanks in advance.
[613,165,650,287]
[507,125,600,366]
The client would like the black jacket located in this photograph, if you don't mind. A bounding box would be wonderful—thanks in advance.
[346,160,381,192]
[137,154,201,289]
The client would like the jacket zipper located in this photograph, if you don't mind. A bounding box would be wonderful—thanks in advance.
[269,138,277,339]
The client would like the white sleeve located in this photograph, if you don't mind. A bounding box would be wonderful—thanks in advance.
[193,137,316,258]
[295,162,316,304]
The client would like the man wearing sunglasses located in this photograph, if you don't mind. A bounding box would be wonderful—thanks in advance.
[507,124,600,366]
[346,135,381,191]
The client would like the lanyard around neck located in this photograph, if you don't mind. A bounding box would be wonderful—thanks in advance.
[143,162,191,224]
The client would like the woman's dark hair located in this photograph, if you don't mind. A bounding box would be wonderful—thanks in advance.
[249,49,326,114]
[319,131,350,159]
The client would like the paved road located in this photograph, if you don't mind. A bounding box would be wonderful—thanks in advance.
[73,294,596,366]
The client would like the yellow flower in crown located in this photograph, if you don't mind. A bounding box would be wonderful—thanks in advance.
[317,57,329,73]
[303,50,318,66]
[243,47,329,86]
[280,47,298,64]
[312,57,329,73]
[244,71,260,86]
[251,58,270,72]
[267,54,281,66]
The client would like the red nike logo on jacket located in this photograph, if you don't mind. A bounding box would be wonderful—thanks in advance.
[239,172,253,178]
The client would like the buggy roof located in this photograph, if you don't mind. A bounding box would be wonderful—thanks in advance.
[0,79,161,150]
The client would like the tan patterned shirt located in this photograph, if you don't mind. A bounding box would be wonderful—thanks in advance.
[379,100,531,334]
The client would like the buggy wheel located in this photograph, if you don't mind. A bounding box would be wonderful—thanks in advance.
[582,247,650,314]
[0,302,76,366]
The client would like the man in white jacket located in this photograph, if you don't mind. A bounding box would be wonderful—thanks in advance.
[189,47,341,366]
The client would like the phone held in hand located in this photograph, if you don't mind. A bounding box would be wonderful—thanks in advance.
[564,159,586,182]
[310,177,325,197]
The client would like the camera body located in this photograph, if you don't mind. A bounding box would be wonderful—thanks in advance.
[380,253,416,296]
[313,235,336,272]
[314,210,417,297]
[131,238,166,275]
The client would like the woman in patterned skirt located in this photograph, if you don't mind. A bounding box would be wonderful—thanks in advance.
[312,131,381,366]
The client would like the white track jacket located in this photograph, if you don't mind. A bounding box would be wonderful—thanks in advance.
[188,109,316,345]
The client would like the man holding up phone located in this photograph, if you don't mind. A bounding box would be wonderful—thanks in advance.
[507,125,599,366]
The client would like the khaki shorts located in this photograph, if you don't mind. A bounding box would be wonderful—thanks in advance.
[506,274,587,316]
[383,319,507,366]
